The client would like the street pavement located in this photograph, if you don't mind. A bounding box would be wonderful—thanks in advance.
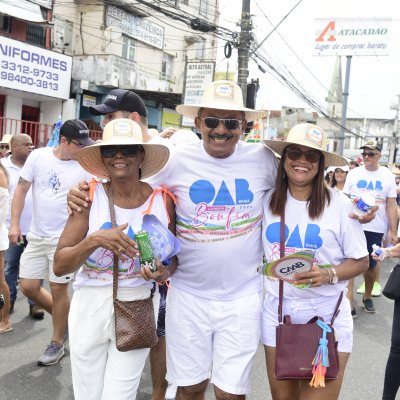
[0,259,397,400]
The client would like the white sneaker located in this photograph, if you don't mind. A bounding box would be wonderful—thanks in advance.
[165,383,178,399]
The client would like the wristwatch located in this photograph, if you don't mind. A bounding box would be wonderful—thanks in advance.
[330,267,339,284]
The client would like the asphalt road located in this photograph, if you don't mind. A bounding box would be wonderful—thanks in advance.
[0,259,397,400]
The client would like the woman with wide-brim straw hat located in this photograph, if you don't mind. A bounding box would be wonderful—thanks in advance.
[53,119,177,400]
[261,123,369,399]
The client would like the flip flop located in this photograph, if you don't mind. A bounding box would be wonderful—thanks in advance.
[0,326,13,334]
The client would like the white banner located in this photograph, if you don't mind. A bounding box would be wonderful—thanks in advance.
[314,18,392,56]
[182,62,215,127]
[0,36,72,99]
[106,6,164,50]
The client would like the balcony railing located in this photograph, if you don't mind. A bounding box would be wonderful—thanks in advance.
[0,117,102,147]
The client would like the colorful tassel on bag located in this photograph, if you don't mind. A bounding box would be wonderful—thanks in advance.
[310,319,332,388]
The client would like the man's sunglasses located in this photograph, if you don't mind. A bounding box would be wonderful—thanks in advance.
[100,145,143,158]
[361,152,378,158]
[200,117,243,130]
[286,148,321,163]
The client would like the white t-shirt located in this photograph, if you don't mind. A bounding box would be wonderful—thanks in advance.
[73,185,169,290]
[148,141,278,300]
[262,189,368,299]
[1,155,33,234]
[20,147,92,238]
[343,165,397,233]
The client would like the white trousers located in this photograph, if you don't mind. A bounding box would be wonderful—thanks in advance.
[69,285,159,400]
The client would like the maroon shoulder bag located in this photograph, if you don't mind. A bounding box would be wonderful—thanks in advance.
[274,210,341,387]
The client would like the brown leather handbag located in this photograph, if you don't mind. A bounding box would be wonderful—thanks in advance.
[274,211,340,387]
[106,183,158,352]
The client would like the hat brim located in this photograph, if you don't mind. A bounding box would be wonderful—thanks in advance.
[176,102,267,122]
[89,104,119,116]
[264,140,348,167]
[359,145,381,152]
[77,141,170,180]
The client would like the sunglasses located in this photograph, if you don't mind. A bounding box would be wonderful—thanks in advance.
[100,145,143,158]
[200,117,242,130]
[334,169,347,173]
[0,145,9,150]
[286,148,321,163]
[67,139,84,148]
[361,152,378,158]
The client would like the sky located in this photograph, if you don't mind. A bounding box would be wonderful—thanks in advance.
[217,0,400,119]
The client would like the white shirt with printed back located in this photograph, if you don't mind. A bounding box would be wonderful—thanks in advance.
[343,165,397,233]
[20,147,92,238]
[262,189,368,299]
[147,141,278,301]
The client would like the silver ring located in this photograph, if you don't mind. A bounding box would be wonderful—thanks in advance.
[310,278,313,284]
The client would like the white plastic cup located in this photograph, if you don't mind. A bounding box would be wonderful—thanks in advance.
[355,194,375,214]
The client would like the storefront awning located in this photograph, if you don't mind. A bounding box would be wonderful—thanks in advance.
[0,0,48,24]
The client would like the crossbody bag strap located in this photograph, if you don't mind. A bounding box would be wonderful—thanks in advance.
[330,291,343,325]
[278,210,285,324]
[104,183,119,302]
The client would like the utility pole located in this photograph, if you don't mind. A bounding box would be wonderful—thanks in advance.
[237,0,252,104]
[389,94,400,165]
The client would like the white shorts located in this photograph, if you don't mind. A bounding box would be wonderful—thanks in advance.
[165,287,262,395]
[261,293,353,353]
[19,232,74,284]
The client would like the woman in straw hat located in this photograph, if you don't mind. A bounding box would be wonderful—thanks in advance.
[53,119,177,400]
[261,123,369,399]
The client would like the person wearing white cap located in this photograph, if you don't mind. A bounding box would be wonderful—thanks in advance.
[0,134,12,158]
[54,119,176,400]
[262,123,369,398]
[330,165,350,192]
[344,140,398,313]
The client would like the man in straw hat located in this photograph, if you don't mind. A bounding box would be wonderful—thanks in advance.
[9,120,94,366]
[145,80,278,399]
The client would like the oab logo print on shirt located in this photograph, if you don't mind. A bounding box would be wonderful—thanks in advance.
[177,178,260,242]
[83,222,141,280]
[353,179,385,204]
[265,222,323,262]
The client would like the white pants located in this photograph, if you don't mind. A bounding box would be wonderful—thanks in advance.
[69,285,159,400]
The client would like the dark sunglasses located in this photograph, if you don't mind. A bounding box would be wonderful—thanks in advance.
[0,145,9,150]
[335,168,347,173]
[200,117,242,130]
[286,148,321,163]
[100,145,143,158]
[361,152,378,158]
[67,139,84,148]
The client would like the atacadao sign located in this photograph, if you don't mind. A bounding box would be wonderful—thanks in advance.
[314,18,392,56]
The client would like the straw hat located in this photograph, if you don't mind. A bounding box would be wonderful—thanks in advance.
[265,123,347,167]
[77,119,170,180]
[0,134,12,145]
[176,80,267,122]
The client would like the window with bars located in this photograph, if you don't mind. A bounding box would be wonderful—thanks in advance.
[27,23,45,47]
[122,36,136,61]
[161,53,173,80]
[0,16,11,32]
[199,0,207,16]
